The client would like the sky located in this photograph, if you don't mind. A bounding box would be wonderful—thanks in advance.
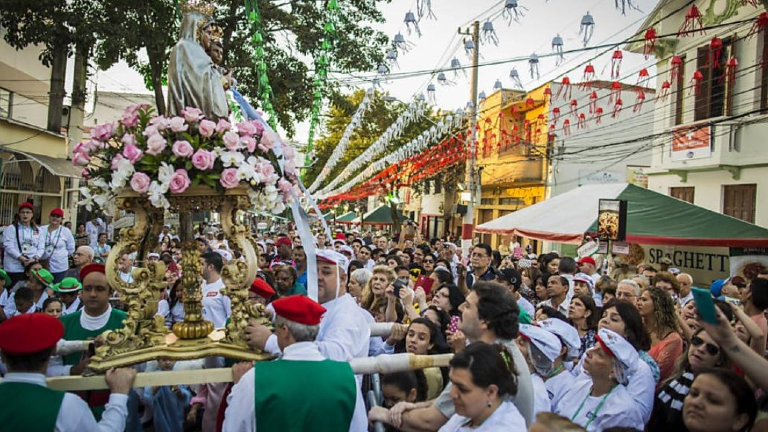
[98,0,661,142]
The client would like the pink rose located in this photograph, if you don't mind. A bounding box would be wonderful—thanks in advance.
[219,168,240,189]
[257,161,275,179]
[215,119,231,134]
[90,122,114,141]
[143,124,159,137]
[123,143,144,164]
[149,115,169,131]
[242,136,257,153]
[191,149,216,170]
[81,168,90,179]
[277,178,293,195]
[222,131,241,151]
[169,169,191,194]
[146,134,167,156]
[73,140,94,156]
[260,130,276,150]
[283,159,296,177]
[72,151,90,167]
[121,134,137,147]
[111,154,125,170]
[237,121,257,137]
[172,140,194,158]
[181,107,203,123]
[129,172,151,193]
[168,117,188,133]
[121,110,139,127]
[198,119,216,137]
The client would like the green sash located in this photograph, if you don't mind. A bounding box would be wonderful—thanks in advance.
[254,360,356,432]
[0,381,64,432]
[59,308,126,420]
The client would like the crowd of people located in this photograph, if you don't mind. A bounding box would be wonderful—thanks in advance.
[1,201,768,432]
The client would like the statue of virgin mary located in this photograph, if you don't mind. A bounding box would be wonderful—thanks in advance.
[167,7,229,119]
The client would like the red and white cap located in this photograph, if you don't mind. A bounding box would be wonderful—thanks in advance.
[272,295,326,326]
[538,318,581,360]
[0,313,63,355]
[250,278,276,299]
[49,207,64,217]
[316,249,350,273]
[573,272,595,289]
[596,328,638,385]
[519,324,562,362]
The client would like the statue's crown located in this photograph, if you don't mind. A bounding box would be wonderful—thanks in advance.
[181,0,215,16]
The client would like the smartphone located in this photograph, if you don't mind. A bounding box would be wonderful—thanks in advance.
[449,315,460,333]
[692,287,718,325]
[414,275,434,296]
[393,279,407,298]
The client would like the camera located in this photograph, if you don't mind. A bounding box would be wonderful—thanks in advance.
[393,278,408,298]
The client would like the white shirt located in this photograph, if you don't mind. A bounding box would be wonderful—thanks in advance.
[545,368,583,412]
[85,221,100,249]
[0,372,129,432]
[201,278,231,328]
[119,270,133,284]
[37,225,76,273]
[532,374,551,417]
[2,223,42,273]
[4,291,49,318]
[62,297,82,316]
[555,380,644,432]
[438,400,526,432]
[517,297,535,318]
[81,306,114,331]
[263,293,370,432]
[222,342,365,432]
[542,296,570,317]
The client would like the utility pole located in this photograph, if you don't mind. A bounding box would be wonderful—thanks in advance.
[459,21,480,261]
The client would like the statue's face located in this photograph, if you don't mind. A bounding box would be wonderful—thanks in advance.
[200,26,214,50]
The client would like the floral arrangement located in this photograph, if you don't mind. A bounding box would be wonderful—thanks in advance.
[73,105,297,214]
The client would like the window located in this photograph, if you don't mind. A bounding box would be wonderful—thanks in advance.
[761,28,768,112]
[480,198,495,205]
[670,187,695,203]
[0,88,11,118]
[674,55,686,125]
[499,197,524,206]
[723,184,756,223]
[695,38,733,121]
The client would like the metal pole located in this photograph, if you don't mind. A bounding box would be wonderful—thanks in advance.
[461,21,480,261]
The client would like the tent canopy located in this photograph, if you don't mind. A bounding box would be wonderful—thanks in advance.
[476,183,768,247]
[336,211,358,224]
[361,205,410,226]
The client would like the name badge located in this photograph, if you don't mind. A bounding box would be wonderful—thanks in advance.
[206,292,218,298]
[22,243,30,254]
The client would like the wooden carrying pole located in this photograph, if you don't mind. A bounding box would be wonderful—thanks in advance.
[45,353,454,392]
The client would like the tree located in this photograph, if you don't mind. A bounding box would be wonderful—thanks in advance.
[303,89,438,194]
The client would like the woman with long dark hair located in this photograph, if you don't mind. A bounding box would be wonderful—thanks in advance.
[637,287,683,384]
[568,294,599,359]
[2,202,41,286]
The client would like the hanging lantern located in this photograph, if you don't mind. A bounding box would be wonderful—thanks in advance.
[493,79,503,91]
[417,93,426,102]
[589,91,599,114]
[524,119,531,142]
[633,91,645,112]
[437,72,453,86]
[537,113,545,122]
[615,0,639,14]
[465,39,476,59]
[578,112,587,129]
[580,64,596,89]
[636,68,650,89]
[556,76,572,101]
[482,20,500,46]
[479,90,487,102]
[534,127,542,142]
[503,0,526,25]
[643,27,658,59]
[509,68,524,89]
[386,48,399,68]
[710,37,724,68]
[377,64,389,75]
[451,57,467,78]
[417,0,437,21]
[579,12,595,46]
[725,56,738,88]
[691,70,704,96]
[611,50,623,80]
[543,87,552,102]
[595,107,604,125]
[427,83,437,104]
[529,53,540,79]
[393,32,414,53]
[678,5,705,37]
[548,124,556,140]
[609,81,622,104]
[552,34,565,65]
[670,56,683,82]
[552,107,561,125]
[612,98,623,118]
[569,99,578,118]
[657,80,671,101]
[748,12,768,38]
[526,97,535,108]
[562,119,572,136]
[405,11,422,37]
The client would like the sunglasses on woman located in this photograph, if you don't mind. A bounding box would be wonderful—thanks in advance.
[423,260,434,264]
[691,336,719,356]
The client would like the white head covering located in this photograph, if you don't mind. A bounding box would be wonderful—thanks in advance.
[538,318,581,360]
[316,249,350,273]
[595,328,639,385]
[215,249,233,263]
[519,324,562,362]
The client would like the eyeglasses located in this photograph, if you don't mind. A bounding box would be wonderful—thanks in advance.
[691,336,719,356]
[423,260,435,264]
[471,253,488,258]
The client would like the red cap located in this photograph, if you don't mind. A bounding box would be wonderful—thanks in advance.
[272,295,326,326]
[0,313,63,355]
[50,208,64,217]
[249,278,276,299]
[276,237,293,247]
[18,202,33,211]
[80,263,106,281]
[334,232,346,240]
[578,256,596,266]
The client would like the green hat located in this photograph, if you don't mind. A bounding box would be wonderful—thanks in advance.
[51,277,82,293]
[0,269,10,287]
[31,269,54,287]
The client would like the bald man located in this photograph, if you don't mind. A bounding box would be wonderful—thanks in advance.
[677,273,694,305]
[65,246,94,281]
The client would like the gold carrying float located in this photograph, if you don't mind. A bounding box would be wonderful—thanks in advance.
[87,185,272,372]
